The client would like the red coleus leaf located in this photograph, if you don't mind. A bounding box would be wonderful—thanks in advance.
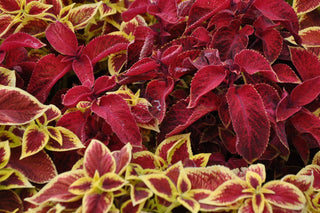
[0,32,45,52]
[291,108,320,145]
[160,92,220,138]
[121,200,144,213]
[25,170,84,204]
[62,85,92,107]
[67,2,100,30]
[254,0,300,43]
[83,139,116,178]
[0,86,49,125]
[0,140,10,169]
[189,65,226,108]
[112,143,132,175]
[272,64,301,84]
[45,21,78,56]
[293,0,320,15]
[227,85,270,163]
[124,58,159,77]
[91,94,142,147]
[8,147,57,184]
[82,191,113,213]
[72,54,94,88]
[27,54,72,102]
[0,15,15,39]
[93,75,116,95]
[0,67,16,87]
[234,49,278,82]
[83,34,129,65]
[0,168,33,190]
[0,0,20,12]
[290,47,320,81]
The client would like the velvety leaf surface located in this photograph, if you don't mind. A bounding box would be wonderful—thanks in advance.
[45,21,78,56]
[25,170,84,204]
[0,32,45,51]
[83,191,113,213]
[112,143,132,175]
[272,64,301,84]
[227,85,270,163]
[8,148,57,184]
[0,86,49,125]
[62,85,92,107]
[91,94,142,146]
[27,54,72,102]
[290,76,320,107]
[189,65,226,108]
[72,54,94,88]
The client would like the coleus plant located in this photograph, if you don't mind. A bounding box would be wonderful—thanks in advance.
[0,0,320,212]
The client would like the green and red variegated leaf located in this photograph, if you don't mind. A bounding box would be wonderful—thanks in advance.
[68,176,92,195]
[132,151,161,169]
[156,134,187,162]
[201,179,251,206]
[227,85,270,163]
[45,126,85,151]
[15,18,48,37]
[246,171,262,189]
[296,27,320,47]
[190,153,211,167]
[27,54,72,103]
[0,0,20,12]
[21,124,49,159]
[121,199,144,213]
[0,130,22,148]
[234,49,278,82]
[238,199,272,213]
[91,94,142,147]
[160,92,220,138]
[0,67,16,87]
[25,170,84,204]
[0,15,16,38]
[83,35,128,65]
[290,47,320,81]
[272,64,301,84]
[313,150,320,165]
[82,191,113,213]
[0,168,14,182]
[140,173,177,202]
[282,174,313,192]
[185,165,238,191]
[129,184,153,206]
[0,140,10,169]
[145,77,174,123]
[99,173,126,192]
[25,1,52,16]
[263,180,306,210]
[0,86,49,125]
[189,65,226,108]
[108,52,127,75]
[38,104,61,125]
[8,148,57,184]
[0,168,33,190]
[111,143,132,175]
[293,0,320,15]
[0,32,45,51]
[0,190,23,213]
[72,54,94,88]
[177,167,191,194]
[46,21,78,56]
[68,2,101,30]
[177,196,200,213]
[44,0,62,17]
[166,133,192,165]
[84,139,116,177]
[246,164,266,183]
[164,161,183,186]
[298,165,320,190]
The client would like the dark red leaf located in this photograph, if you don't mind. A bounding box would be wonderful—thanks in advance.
[45,21,78,56]
[62,85,92,107]
[72,54,94,88]
[290,76,320,107]
[0,190,22,213]
[272,64,301,84]
[91,94,142,147]
[189,65,226,108]
[0,32,45,51]
[227,85,270,163]
[121,0,150,21]
[93,76,116,95]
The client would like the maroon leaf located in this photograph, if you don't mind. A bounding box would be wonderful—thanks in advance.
[290,47,320,81]
[145,78,174,123]
[83,191,113,213]
[8,148,57,184]
[290,76,320,107]
[45,21,78,56]
[27,54,72,103]
[189,65,226,108]
[72,54,94,88]
[0,190,22,213]
[62,85,92,107]
[91,94,142,147]
[121,0,150,21]
[0,32,45,51]
[0,86,48,125]
[93,76,116,95]
[160,92,220,138]
[227,85,270,163]
[272,64,301,84]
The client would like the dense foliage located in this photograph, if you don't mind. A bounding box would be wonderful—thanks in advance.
[0,0,320,212]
